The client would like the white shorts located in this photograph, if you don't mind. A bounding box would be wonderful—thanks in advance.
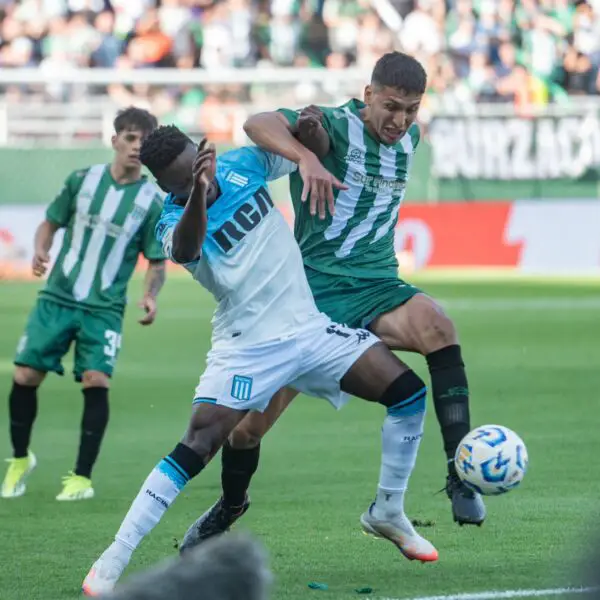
[192,315,379,412]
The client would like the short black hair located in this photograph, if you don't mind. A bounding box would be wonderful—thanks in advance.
[113,107,158,136]
[139,125,192,175]
[371,52,427,95]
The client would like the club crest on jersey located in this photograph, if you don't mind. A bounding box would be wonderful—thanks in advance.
[231,375,253,402]
[130,205,148,222]
[225,171,249,187]
[347,148,363,164]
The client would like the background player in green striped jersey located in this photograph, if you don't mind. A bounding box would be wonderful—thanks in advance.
[186,53,485,545]
[1,107,167,502]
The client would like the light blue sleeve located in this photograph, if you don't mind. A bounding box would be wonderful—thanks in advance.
[229,146,298,182]
[261,150,298,181]
[155,196,184,261]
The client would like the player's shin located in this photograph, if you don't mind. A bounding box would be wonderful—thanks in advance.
[83,404,247,594]
[221,440,260,510]
[9,381,38,459]
[110,443,205,561]
[83,443,205,595]
[426,345,470,473]
[75,387,109,479]
[373,370,426,520]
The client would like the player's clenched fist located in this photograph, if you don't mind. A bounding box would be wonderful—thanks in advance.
[192,138,216,189]
[32,250,50,277]
[138,295,157,326]
[296,105,323,138]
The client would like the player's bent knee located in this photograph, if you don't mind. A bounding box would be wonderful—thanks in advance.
[228,427,262,450]
[82,370,110,389]
[228,408,281,449]
[186,404,248,462]
[14,365,45,387]
[378,370,427,417]
[183,426,219,463]
[413,301,458,354]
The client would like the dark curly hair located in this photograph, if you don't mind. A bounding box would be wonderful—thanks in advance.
[371,52,427,95]
[139,125,192,175]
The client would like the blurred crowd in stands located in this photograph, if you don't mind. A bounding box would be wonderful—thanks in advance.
[0,0,598,131]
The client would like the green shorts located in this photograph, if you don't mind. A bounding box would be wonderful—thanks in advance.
[14,298,123,381]
[305,267,422,330]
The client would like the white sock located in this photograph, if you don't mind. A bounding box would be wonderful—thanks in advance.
[104,457,190,563]
[372,399,426,522]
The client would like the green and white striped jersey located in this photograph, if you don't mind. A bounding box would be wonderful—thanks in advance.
[279,99,420,279]
[41,164,165,315]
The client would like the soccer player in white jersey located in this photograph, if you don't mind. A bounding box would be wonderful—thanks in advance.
[2,108,166,502]
[82,125,439,596]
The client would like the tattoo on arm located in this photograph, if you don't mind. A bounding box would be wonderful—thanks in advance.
[145,260,166,298]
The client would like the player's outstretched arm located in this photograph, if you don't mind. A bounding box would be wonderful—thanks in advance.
[244,111,315,165]
[244,112,347,219]
[32,219,60,277]
[171,139,214,264]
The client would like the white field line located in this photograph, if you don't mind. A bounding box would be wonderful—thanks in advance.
[369,586,599,600]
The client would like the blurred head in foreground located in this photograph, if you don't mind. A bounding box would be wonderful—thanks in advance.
[103,533,271,600]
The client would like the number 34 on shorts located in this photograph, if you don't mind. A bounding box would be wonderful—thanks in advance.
[192,315,379,413]
[103,330,122,360]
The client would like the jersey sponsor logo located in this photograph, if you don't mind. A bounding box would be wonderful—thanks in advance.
[74,213,128,238]
[212,186,274,253]
[78,189,93,203]
[351,172,407,195]
[225,171,249,187]
[231,375,253,402]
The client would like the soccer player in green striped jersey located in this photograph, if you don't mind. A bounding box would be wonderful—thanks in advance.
[185,53,485,549]
[247,52,485,526]
[1,107,167,502]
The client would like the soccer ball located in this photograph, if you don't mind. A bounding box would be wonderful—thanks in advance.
[454,425,529,496]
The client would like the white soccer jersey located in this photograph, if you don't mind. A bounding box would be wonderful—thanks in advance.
[156,147,321,349]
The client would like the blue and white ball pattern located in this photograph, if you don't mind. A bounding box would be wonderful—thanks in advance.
[454,425,529,496]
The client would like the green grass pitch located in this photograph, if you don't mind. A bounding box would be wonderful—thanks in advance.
[0,276,599,600]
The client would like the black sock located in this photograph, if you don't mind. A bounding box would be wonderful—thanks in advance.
[167,442,205,480]
[221,440,260,509]
[75,387,109,479]
[9,381,39,459]
[426,345,471,470]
